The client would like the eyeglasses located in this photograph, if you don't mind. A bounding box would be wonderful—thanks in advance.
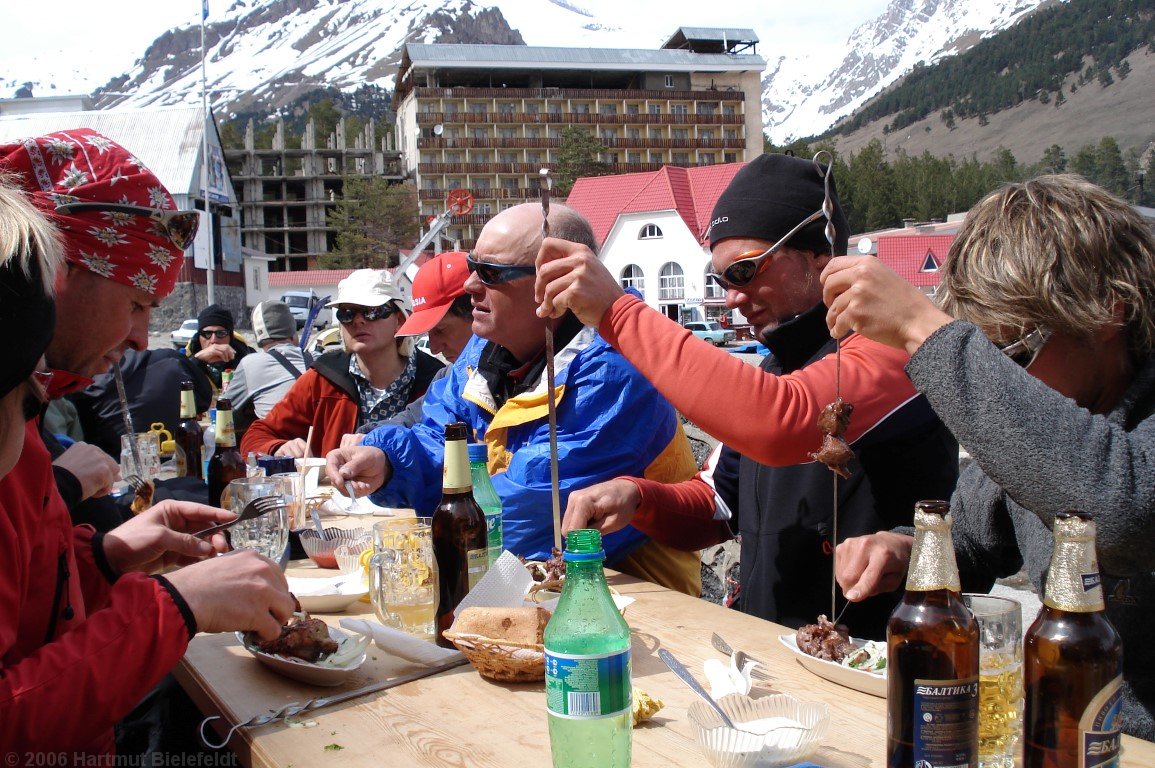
[54,201,200,251]
[706,208,828,290]
[998,327,1052,369]
[22,370,52,421]
[466,253,536,286]
[199,329,230,340]
[335,304,400,324]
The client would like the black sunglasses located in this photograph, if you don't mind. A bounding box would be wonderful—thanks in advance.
[466,253,536,286]
[707,208,828,290]
[998,327,1052,369]
[54,201,200,251]
[199,328,230,340]
[336,304,400,324]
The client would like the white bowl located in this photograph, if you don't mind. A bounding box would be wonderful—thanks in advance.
[286,573,368,614]
[236,626,368,686]
[688,693,828,767]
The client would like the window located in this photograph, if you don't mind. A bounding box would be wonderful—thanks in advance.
[664,75,674,88]
[600,104,618,115]
[648,104,662,115]
[498,102,515,114]
[476,202,492,215]
[472,128,488,139]
[724,129,737,140]
[671,104,688,116]
[527,128,541,139]
[650,152,664,163]
[627,128,640,139]
[921,251,940,272]
[626,104,640,115]
[700,153,716,165]
[573,103,591,114]
[724,153,738,164]
[601,129,616,140]
[704,265,724,299]
[526,103,539,115]
[469,103,488,115]
[723,105,736,116]
[639,224,663,240]
[672,129,689,140]
[672,152,689,164]
[498,128,516,138]
[628,152,641,164]
[700,129,714,140]
[659,262,685,300]
[648,129,663,139]
[499,152,517,163]
[445,152,462,163]
[697,102,719,115]
[473,178,491,190]
[620,264,645,295]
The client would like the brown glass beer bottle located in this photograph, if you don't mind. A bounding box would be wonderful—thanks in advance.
[888,500,980,768]
[173,380,203,479]
[1023,511,1122,768]
[432,422,489,647]
[206,396,245,508]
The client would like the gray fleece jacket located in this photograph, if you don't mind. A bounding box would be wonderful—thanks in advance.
[907,320,1155,740]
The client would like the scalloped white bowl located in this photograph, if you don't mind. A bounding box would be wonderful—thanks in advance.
[688,693,828,767]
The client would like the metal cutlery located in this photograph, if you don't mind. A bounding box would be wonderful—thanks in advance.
[193,496,285,538]
[658,648,738,729]
[710,633,771,680]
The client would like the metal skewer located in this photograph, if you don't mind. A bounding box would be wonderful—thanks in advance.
[539,168,563,552]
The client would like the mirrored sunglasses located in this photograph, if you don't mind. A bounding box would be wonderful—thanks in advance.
[199,329,230,340]
[706,208,829,290]
[466,253,536,286]
[336,304,400,324]
[55,201,200,251]
[998,327,1052,369]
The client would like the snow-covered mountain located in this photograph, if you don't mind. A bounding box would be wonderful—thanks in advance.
[4,0,1048,142]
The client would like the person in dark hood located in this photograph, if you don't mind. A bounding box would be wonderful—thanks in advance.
[185,302,253,390]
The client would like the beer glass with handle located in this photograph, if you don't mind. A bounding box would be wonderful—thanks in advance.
[963,594,1023,768]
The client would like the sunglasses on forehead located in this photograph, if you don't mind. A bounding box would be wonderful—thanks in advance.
[466,253,536,286]
[335,304,400,324]
[706,208,829,290]
[54,201,200,251]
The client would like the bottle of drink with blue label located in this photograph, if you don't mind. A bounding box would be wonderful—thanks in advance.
[545,529,631,768]
[467,442,503,566]
[1024,511,1122,768]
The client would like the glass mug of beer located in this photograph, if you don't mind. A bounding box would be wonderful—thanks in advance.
[371,520,438,640]
[964,593,1024,768]
[226,476,290,564]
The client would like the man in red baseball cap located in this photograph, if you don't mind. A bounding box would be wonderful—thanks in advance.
[396,251,474,364]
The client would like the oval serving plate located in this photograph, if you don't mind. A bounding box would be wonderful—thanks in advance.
[778,633,886,698]
[287,574,369,614]
[237,626,368,687]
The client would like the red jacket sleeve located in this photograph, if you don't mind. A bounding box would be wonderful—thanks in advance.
[625,474,732,551]
[600,295,920,466]
[242,368,324,457]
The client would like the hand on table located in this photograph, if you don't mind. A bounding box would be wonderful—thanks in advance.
[194,343,236,365]
[101,499,234,575]
[326,445,389,498]
[820,255,953,355]
[562,478,641,536]
[53,441,119,500]
[274,438,308,458]
[835,531,915,601]
[340,432,365,449]
[535,236,624,325]
[165,550,294,641]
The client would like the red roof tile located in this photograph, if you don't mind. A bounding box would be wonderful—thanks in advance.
[877,235,955,288]
[567,163,746,245]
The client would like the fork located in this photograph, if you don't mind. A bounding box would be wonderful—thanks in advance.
[194,496,286,538]
[711,633,772,680]
[123,473,148,493]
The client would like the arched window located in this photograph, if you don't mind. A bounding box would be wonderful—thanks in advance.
[659,262,685,300]
[639,223,663,240]
[704,264,724,299]
[620,264,645,296]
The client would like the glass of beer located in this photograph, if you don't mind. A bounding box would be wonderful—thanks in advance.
[371,520,438,640]
[964,593,1023,768]
[227,476,289,564]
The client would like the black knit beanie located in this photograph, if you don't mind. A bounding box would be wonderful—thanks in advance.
[197,304,235,334]
[2,256,55,400]
[708,153,849,256]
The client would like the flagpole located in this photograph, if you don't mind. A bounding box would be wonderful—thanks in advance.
[200,0,216,304]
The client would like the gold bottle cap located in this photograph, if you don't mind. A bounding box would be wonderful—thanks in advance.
[906,500,962,592]
[1045,511,1105,611]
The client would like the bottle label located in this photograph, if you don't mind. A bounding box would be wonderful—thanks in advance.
[545,649,631,719]
[912,676,979,768]
[1079,675,1122,768]
[180,389,197,419]
[215,409,236,447]
[485,511,501,564]
[466,548,488,590]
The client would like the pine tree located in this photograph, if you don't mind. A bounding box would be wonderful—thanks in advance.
[553,127,610,196]
[322,179,419,270]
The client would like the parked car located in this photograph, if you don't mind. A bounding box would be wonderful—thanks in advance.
[684,320,736,346]
[281,290,333,330]
[170,318,199,349]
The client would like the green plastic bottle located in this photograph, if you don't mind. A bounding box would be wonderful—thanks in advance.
[467,443,503,566]
[545,529,631,768]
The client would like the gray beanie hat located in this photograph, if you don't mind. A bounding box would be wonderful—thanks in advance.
[251,300,297,344]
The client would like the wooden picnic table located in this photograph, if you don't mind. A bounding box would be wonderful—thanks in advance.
[176,557,1155,768]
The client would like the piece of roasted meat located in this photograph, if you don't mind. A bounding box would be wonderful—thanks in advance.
[795,614,856,662]
[810,397,854,478]
[254,610,338,663]
[130,478,155,515]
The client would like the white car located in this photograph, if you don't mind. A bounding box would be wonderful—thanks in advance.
[170,318,199,349]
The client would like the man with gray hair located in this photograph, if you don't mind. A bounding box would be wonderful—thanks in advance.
[224,300,311,429]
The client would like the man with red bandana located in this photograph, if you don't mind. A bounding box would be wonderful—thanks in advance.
[0,129,296,755]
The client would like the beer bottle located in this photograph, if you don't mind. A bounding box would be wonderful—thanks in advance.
[888,500,980,768]
[1023,511,1122,768]
[431,422,489,647]
[206,397,245,508]
[467,442,503,566]
[545,529,631,768]
[173,380,203,480]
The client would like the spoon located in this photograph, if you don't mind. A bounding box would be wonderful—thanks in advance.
[309,506,326,538]
[658,648,737,729]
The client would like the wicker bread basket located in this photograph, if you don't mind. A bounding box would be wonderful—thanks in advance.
[440,631,545,682]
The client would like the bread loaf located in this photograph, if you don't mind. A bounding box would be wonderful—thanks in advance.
[452,606,549,645]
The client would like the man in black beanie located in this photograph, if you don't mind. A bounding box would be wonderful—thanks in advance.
[185,303,253,390]
[534,153,958,639]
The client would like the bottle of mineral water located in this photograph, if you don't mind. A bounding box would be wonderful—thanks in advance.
[545,529,631,768]
[467,442,503,566]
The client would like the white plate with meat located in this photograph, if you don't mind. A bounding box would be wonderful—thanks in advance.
[237,621,369,687]
[778,633,887,698]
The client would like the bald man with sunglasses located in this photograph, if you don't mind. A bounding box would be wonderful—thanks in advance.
[535,154,958,639]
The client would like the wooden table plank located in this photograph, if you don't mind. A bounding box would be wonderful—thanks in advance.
[178,566,1155,767]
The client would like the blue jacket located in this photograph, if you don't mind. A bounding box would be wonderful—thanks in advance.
[364,327,697,565]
